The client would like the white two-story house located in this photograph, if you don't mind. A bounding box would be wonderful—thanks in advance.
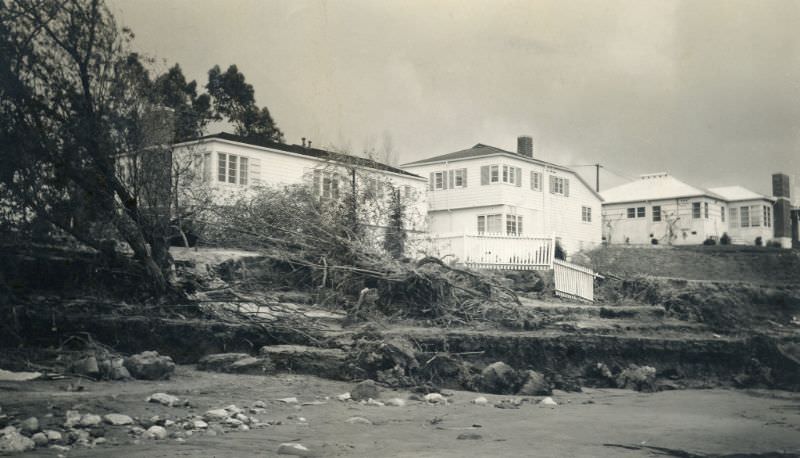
[400,136,603,258]
[166,132,429,237]
[601,173,775,246]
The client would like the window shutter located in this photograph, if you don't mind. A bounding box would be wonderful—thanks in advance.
[462,168,468,187]
[481,166,489,185]
[448,170,454,189]
[429,172,434,191]
[515,167,522,187]
[564,178,570,197]
[442,171,448,190]
[313,170,321,196]
[530,171,535,190]
[549,175,554,194]
[203,152,211,182]
[249,157,260,185]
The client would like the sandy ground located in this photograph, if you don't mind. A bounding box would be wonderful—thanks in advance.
[2,367,799,457]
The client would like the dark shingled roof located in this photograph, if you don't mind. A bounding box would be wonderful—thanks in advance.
[193,132,422,179]
[401,143,515,166]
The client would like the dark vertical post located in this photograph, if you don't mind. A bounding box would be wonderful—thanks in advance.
[595,163,600,192]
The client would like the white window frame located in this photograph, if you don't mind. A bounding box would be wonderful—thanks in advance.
[490,165,499,183]
[692,202,701,219]
[217,152,248,185]
[531,171,542,191]
[454,169,465,188]
[477,213,502,234]
[740,206,750,228]
[730,207,738,228]
[433,171,445,190]
[627,208,636,219]
[506,214,522,235]
[652,205,661,222]
[552,176,565,195]
[581,206,592,223]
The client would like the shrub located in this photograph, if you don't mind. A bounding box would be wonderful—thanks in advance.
[767,240,782,248]
[555,241,567,260]
[720,233,731,245]
[650,238,659,245]
[702,238,717,246]
[755,236,763,246]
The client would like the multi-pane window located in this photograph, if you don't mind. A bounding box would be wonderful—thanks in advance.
[454,169,466,187]
[627,208,636,219]
[403,185,413,198]
[721,206,725,222]
[763,205,772,227]
[652,205,661,222]
[730,208,739,228]
[692,202,701,219]
[434,172,445,190]
[490,165,499,183]
[750,205,761,227]
[218,153,248,185]
[506,215,523,235]
[704,202,709,219]
[637,207,645,218]
[551,176,566,195]
[581,206,592,223]
[740,206,750,228]
[477,214,502,234]
[365,178,384,199]
[531,171,542,191]
[312,170,340,199]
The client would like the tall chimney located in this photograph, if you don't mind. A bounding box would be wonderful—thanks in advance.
[517,136,533,158]
[772,173,792,248]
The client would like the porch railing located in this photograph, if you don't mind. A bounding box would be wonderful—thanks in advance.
[408,232,555,270]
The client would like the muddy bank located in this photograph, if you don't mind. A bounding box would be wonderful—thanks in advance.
[384,329,800,391]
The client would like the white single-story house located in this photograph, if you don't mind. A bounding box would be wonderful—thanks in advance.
[601,173,775,246]
[400,136,603,257]
[166,132,429,234]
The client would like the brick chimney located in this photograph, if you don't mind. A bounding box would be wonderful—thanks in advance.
[517,136,533,158]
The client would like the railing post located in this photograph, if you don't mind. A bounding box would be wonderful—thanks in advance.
[549,232,556,268]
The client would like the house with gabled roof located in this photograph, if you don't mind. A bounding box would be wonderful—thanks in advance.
[400,136,603,258]
[165,132,429,234]
[600,173,775,246]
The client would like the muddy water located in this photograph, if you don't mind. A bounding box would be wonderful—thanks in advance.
[4,367,799,457]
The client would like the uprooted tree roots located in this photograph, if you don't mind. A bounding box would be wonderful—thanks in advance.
[203,185,523,326]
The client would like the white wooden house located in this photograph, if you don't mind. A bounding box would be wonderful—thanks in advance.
[601,173,775,246]
[400,136,604,264]
[169,132,429,235]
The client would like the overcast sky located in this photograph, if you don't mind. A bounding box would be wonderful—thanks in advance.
[109,0,799,196]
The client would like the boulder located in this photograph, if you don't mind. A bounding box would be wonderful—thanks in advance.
[277,442,314,456]
[259,345,346,379]
[517,370,552,396]
[19,417,39,435]
[124,351,175,380]
[203,409,229,421]
[479,362,519,394]
[31,432,49,447]
[79,414,102,427]
[71,356,100,378]
[197,353,273,375]
[104,414,134,426]
[0,431,35,453]
[64,410,82,428]
[616,364,656,392]
[143,425,167,440]
[539,397,558,406]
[350,379,380,401]
[44,430,62,442]
[147,393,180,407]
[108,358,131,380]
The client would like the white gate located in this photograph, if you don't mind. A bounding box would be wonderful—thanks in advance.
[553,259,597,302]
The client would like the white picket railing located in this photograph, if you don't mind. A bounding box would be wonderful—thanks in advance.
[409,233,555,270]
[553,258,597,302]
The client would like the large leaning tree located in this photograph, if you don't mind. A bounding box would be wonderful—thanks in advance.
[0,0,178,293]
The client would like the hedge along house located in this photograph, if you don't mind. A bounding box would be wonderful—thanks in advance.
[168,132,429,242]
[400,136,603,263]
[600,173,775,246]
